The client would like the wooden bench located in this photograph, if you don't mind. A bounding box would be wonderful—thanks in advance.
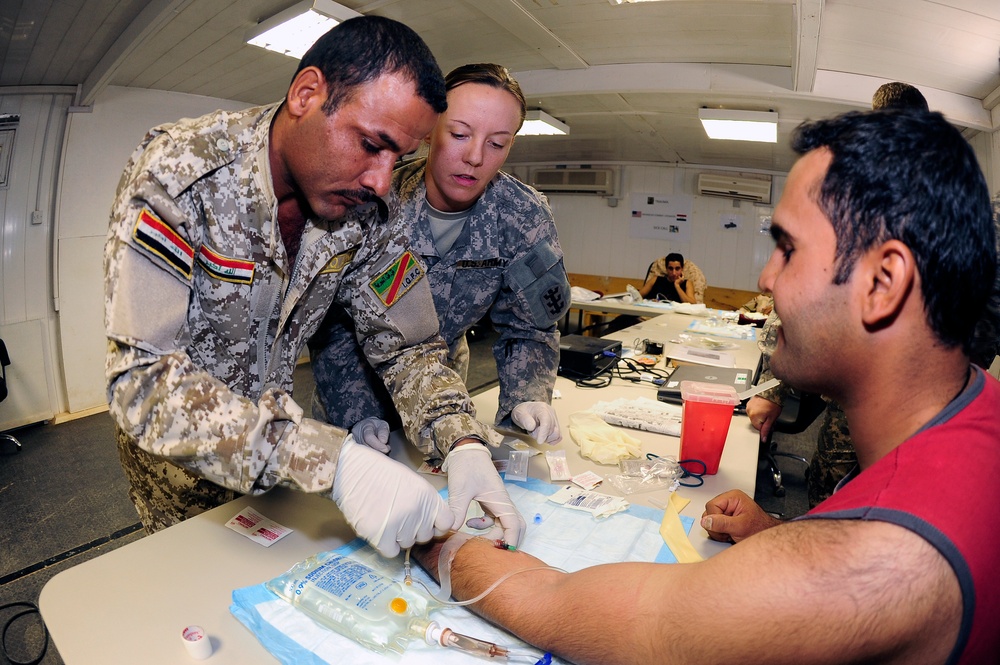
[566,272,759,333]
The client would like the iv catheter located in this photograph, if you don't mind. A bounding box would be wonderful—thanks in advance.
[414,620,551,663]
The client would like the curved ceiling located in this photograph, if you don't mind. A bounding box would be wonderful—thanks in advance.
[2,0,997,172]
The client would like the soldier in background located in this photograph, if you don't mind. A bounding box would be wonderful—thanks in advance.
[310,63,570,459]
[104,18,526,556]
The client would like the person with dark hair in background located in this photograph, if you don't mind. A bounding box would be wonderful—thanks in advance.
[637,252,697,303]
[413,108,1000,665]
[105,17,513,557]
[872,80,929,111]
[602,251,701,333]
[309,63,569,540]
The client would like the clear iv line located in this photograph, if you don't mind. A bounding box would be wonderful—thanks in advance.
[420,564,567,607]
[403,542,567,607]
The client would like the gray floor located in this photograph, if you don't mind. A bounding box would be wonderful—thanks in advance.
[0,326,816,664]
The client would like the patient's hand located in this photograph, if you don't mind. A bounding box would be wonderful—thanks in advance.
[701,490,781,543]
[747,396,782,441]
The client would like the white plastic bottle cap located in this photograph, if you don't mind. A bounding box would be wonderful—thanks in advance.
[181,625,213,660]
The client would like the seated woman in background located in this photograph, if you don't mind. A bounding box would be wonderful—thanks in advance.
[638,252,696,303]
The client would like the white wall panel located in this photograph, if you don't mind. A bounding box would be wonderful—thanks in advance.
[58,235,107,412]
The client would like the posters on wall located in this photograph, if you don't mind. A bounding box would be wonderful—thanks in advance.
[629,192,693,243]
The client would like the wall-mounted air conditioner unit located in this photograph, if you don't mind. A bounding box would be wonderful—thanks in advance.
[697,172,772,204]
[529,167,617,195]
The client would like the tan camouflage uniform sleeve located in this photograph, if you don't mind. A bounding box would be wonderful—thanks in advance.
[104,120,345,497]
[339,212,500,461]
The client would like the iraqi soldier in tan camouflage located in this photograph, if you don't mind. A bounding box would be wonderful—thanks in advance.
[104,17,525,556]
[310,64,571,454]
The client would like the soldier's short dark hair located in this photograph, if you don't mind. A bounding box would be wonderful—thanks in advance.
[294,16,447,115]
[872,82,928,111]
[792,109,995,353]
[665,252,685,267]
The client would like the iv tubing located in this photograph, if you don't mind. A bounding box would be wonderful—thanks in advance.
[405,537,566,607]
[429,564,567,607]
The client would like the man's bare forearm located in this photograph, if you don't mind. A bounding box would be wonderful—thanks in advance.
[412,536,666,665]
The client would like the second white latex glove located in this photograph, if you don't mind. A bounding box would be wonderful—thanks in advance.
[351,417,391,453]
[511,401,563,444]
[332,435,455,558]
[443,442,526,547]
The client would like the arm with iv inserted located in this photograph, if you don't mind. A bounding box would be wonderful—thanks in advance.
[413,518,961,665]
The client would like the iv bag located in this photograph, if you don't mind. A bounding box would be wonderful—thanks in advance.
[265,551,433,654]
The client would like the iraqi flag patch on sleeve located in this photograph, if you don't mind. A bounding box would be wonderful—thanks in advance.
[132,207,194,279]
[197,244,255,284]
[370,250,424,307]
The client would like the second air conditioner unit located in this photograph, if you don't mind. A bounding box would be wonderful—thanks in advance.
[697,172,772,204]
[529,167,617,195]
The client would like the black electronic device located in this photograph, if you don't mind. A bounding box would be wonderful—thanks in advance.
[558,334,622,379]
[656,364,754,405]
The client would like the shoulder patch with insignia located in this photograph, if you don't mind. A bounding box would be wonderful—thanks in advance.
[197,245,255,284]
[370,250,424,307]
[320,248,358,274]
[133,207,194,279]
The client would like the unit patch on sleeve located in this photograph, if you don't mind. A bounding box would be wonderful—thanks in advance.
[370,250,424,307]
[319,248,358,274]
[196,244,255,284]
[132,207,194,279]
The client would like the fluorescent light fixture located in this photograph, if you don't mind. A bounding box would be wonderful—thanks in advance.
[246,0,362,59]
[698,108,778,143]
[518,110,569,136]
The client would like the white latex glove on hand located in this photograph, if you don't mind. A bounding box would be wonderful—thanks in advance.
[332,435,454,558]
[443,442,526,547]
[351,417,391,453]
[511,401,563,444]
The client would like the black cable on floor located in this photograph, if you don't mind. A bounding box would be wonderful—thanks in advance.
[0,601,47,665]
